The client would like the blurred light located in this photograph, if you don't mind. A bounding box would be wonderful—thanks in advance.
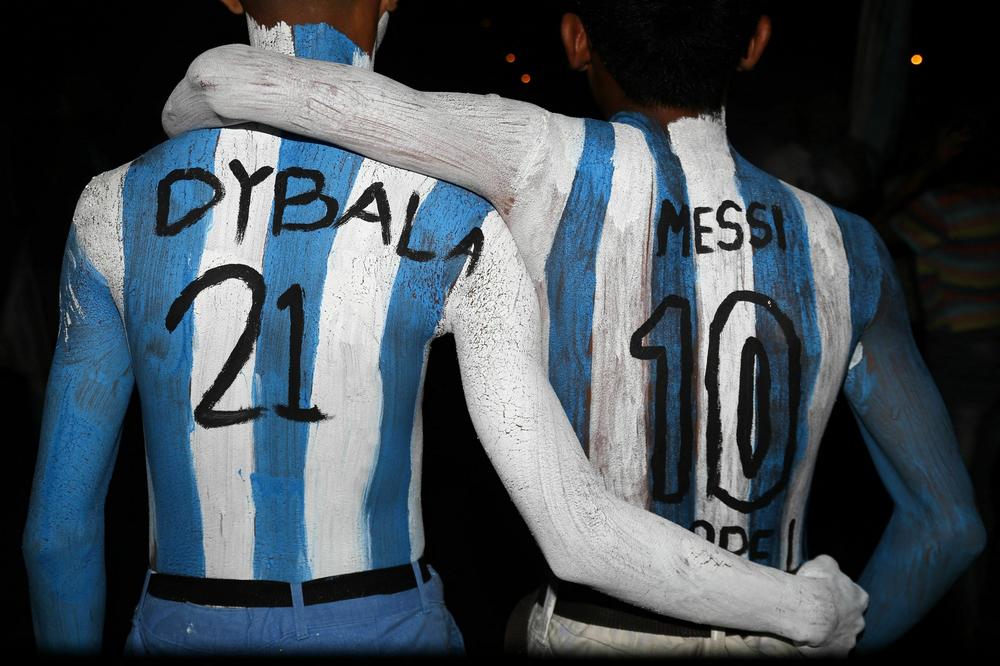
[480,18,493,29]
[505,53,517,63]
[910,53,923,65]
[521,73,532,84]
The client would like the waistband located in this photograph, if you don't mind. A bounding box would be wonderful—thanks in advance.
[550,581,726,638]
[147,559,432,608]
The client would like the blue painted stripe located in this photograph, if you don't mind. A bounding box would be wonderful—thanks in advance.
[123,129,222,575]
[26,228,135,635]
[732,152,821,568]
[366,183,492,568]
[252,140,363,581]
[616,111,700,532]
[831,206,884,349]
[292,23,368,64]
[544,119,616,455]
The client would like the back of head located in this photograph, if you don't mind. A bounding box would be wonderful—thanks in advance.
[568,0,765,113]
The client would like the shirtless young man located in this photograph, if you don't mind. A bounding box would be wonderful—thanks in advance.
[163,0,985,655]
[22,0,867,656]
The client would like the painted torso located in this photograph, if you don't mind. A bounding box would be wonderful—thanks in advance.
[514,111,883,571]
[75,25,492,582]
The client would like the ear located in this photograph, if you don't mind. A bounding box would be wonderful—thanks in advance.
[737,15,772,71]
[219,0,244,15]
[379,0,399,13]
[561,13,592,72]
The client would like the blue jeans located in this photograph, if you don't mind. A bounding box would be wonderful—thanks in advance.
[125,563,464,656]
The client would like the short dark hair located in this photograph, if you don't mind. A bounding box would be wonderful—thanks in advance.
[568,0,765,112]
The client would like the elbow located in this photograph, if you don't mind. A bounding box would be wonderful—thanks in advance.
[957,514,987,563]
[538,530,600,588]
[928,506,987,572]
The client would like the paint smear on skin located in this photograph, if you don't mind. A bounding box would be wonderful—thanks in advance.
[247,16,295,56]
[849,342,865,370]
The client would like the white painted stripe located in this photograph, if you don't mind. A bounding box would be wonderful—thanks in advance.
[246,16,295,56]
[407,347,428,563]
[667,116,753,537]
[778,187,853,570]
[189,128,280,578]
[508,114,586,369]
[76,164,129,320]
[303,162,437,577]
[848,342,864,370]
[587,124,655,507]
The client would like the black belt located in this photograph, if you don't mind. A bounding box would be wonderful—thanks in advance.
[552,581,721,638]
[148,559,432,607]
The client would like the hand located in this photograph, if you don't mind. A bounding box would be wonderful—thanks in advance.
[796,555,868,657]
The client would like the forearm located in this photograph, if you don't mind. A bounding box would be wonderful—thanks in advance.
[857,507,984,651]
[164,44,543,214]
[23,520,106,652]
[480,375,835,645]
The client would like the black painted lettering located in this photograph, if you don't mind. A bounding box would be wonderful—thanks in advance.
[396,191,434,261]
[631,296,694,503]
[720,526,748,556]
[228,159,274,244]
[746,202,772,249]
[275,284,325,423]
[750,529,773,562]
[156,168,224,237]
[706,291,802,513]
[786,519,798,572]
[773,204,787,250]
[716,200,744,252]
[657,199,691,257]
[165,264,266,428]
[691,520,716,543]
[335,181,392,245]
[736,337,772,478]
[272,167,338,235]
[693,206,714,254]
[445,228,485,276]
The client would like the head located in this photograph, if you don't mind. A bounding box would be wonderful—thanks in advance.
[219,0,398,54]
[561,0,771,120]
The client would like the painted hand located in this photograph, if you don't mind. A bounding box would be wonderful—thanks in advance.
[795,554,868,657]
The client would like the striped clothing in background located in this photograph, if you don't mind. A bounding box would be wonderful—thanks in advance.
[893,185,1000,333]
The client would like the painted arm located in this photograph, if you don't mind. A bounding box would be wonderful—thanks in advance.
[445,213,867,653]
[162,44,544,217]
[22,181,134,653]
[842,243,985,651]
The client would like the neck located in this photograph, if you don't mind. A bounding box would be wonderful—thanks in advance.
[617,102,717,130]
[588,52,721,131]
[246,13,377,68]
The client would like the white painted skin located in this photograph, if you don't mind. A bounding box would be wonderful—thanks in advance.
[668,117,758,546]
[160,44,873,652]
[190,127,279,578]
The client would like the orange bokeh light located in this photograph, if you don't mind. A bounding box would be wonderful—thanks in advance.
[505,53,516,63]
[910,53,924,65]
[521,73,532,84]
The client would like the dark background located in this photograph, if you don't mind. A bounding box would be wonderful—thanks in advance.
[2,0,996,656]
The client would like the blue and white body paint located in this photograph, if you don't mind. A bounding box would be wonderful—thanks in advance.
[159,47,985,650]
